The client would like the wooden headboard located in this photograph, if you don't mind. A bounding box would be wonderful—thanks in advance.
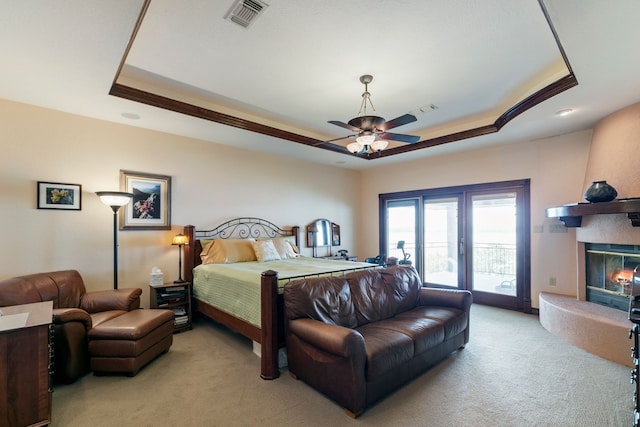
[183,217,300,283]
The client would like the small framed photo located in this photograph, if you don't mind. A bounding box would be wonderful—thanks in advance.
[37,181,82,210]
[120,170,171,230]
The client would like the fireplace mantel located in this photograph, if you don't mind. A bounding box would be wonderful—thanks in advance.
[546,198,640,227]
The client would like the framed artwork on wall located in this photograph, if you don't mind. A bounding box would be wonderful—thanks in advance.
[119,170,171,230]
[37,181,82,210]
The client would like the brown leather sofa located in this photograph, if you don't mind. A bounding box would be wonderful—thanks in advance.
[0,270,173,383]
[283,265,472,417]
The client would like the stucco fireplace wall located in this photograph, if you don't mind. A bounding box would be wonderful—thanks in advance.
[540,102,640,366]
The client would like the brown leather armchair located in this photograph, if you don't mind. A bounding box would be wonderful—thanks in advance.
[0,270,141,383]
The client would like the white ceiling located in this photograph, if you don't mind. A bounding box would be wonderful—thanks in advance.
[2,0,639,170]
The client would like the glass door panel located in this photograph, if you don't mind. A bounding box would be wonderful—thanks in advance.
[423,197,459,287]
[471,192,517,296]
[386,199,418,268]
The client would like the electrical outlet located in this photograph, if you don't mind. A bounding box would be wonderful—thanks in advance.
[549,277,557,286]
[549,224,568,233]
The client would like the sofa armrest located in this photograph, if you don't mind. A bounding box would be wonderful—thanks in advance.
[288,318,365,358]
[52,308,92,329]
[417,288,472,312]
[80,288,142,313]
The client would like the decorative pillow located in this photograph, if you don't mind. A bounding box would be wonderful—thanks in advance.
[202,238,256,264]
[258,235,299,255]
[269,238,299,259]
[251,240,282,262]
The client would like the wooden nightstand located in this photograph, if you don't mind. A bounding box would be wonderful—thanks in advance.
[149,282,192,333]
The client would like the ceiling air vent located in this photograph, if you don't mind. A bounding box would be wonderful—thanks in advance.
[224,0,268,29]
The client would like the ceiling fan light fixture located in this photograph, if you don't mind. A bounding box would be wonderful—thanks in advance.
[370,139,389,152]
[347,141,363,154]
[356,133,376,145]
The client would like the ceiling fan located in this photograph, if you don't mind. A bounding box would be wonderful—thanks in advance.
[324,74,420,154]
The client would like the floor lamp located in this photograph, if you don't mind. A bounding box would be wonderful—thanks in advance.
[96,191,134,290]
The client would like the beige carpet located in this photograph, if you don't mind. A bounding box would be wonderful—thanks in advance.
[51,305,633,426]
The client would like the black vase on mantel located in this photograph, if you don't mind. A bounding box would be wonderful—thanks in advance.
[584,180,618,203]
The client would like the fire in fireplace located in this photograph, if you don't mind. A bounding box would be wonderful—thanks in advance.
[586,243,640,311]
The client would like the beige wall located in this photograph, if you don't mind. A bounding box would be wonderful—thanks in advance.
[6,96,633,311]
[0,99,359,306]
[358,130,593,308]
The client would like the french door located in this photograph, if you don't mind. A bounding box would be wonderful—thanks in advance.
[381,180,530,312]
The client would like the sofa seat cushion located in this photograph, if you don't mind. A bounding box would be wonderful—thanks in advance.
[366,316,445,355]
[357,323,414,379]
[396,306,468,341]
[90,310,128,328]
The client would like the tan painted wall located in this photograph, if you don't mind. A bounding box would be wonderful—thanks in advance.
[358,131,593,308]
[7,96,637,311]
[0,99,359,306]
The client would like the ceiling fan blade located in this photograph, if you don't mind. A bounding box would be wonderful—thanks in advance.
[316,141,354,155]
[378,132,420,144]
[328,120,360,132]
[314,135,352,146]
[380,113,417,131]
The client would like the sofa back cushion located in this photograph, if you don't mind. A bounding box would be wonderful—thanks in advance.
[283,266,423,328]
[48,270,87,308]
[0,270,86,308]
[347,266,421,325]
[0,275,48,307]
[284,276,357,328]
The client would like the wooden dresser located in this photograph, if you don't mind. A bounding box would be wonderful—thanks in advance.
[0,301,53,427]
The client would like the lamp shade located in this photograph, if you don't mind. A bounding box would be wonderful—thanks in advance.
[356,133,376,145]
[96,191,134,207]
[172,234,188,246]
[370,139,389,152]
[347,141,363,154]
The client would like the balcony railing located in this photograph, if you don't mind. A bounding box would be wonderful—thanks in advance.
[387,242,516,275]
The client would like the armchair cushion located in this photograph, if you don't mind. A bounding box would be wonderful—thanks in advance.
[80,288,142,313]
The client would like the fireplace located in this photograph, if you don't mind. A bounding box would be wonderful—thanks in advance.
[586,243,640,311]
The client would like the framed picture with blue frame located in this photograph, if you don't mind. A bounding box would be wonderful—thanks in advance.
[119,170,171,230]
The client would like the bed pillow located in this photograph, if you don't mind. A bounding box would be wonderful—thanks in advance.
[200,240,224,264]
[258,235,299,256]
[199,239,214,261]
[251,240,282,262]
[202,238,257,264]
[269,238,299,259]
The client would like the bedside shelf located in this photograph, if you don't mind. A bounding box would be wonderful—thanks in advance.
[150,282,192,333]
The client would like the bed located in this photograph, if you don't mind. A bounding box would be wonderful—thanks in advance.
[182,217,378,379]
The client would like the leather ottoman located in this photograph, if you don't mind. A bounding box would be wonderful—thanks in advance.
[88,309,174,376]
